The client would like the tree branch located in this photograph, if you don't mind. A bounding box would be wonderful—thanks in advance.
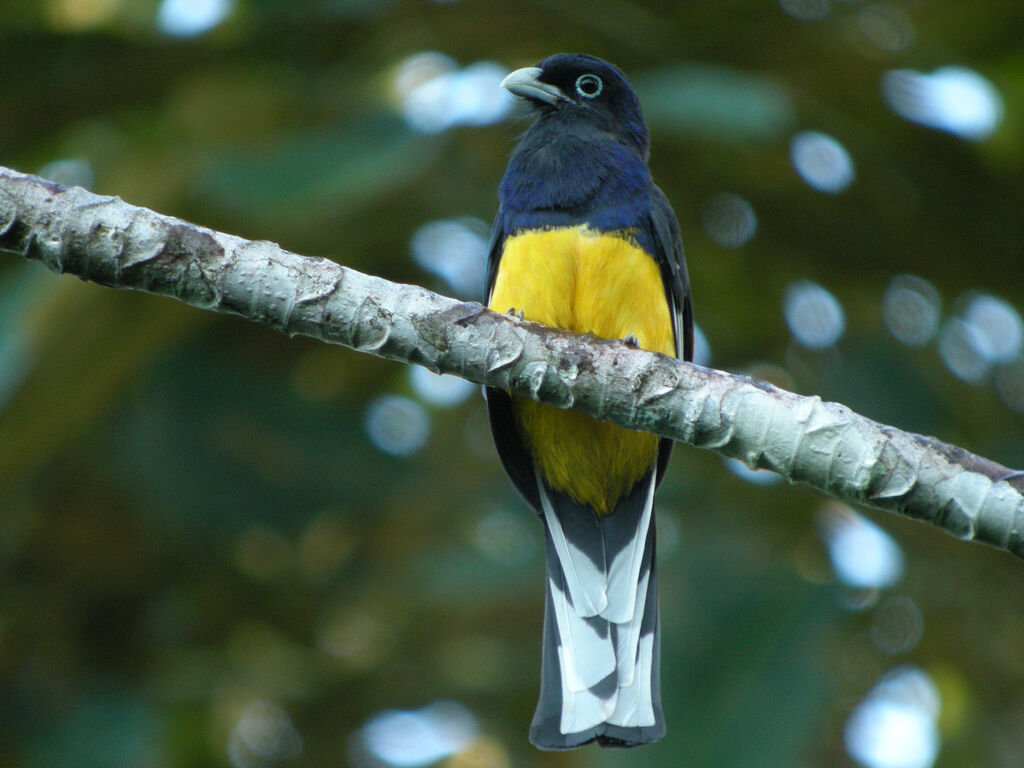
[2,165,1022,560]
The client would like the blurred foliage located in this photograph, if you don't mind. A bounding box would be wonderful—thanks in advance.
[2,1,1024,767]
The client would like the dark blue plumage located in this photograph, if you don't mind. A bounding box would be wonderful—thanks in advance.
[484,54,693,750]
[497,56,653,238]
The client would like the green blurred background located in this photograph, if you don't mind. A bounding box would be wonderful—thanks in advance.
[2,1,1024,766]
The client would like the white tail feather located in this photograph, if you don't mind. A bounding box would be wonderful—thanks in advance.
[613,565,651,688]
[557,644,617,733]
[549,573,617,734]
[538,477,608,617]
[602,474,656,623]
[548,576,615,692]
[537,469,660,738]
[608,632,656,727]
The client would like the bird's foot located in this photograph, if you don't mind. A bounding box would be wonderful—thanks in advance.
[623,333,640,347]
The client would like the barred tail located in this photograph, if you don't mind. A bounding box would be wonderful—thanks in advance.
[529,475,664,750]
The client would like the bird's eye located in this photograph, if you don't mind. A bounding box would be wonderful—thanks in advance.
[575,74,603,98]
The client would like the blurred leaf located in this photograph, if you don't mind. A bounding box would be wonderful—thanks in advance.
[110,336,392,535]
[0,263,46,407]
[638,64,796,142]
[667,548,840,768]
[195,114,442,225]
[27,684,159,768]
[0,276,202,490]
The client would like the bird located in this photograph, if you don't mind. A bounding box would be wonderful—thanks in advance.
[484,54,693,750]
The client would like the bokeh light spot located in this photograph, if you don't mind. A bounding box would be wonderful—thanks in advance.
[442,736,510,768]
[882,66,1003,140]
[870,595,924,655]
[394,52,454,100]
[297,514,355,583]
[780,0,831,21]
[723,456,782,486]
[819,504,903,589]
[857,3,915,53]
[157,0,233,37]
[47,0,121,31]
[701,192,758,248]
[784,280,846,349]
[228,700,302,768]
[882,275,941,347]
[365,395,430,456]
[393,53,514,134]
[935,293,1023,384]
[845,667,940,768]
[964,294,1022,363]
[410,218,488,299]
[938,317,992,384]
[994,357,1024,413]
[409,366,475,408]
[691,323,712,367]
[37,158,94,189]
[791,131,855,192]
[355,701,478,768]
[474,508,537,565]
[316,606,386,669]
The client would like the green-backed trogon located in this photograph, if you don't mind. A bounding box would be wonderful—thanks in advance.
[484,54,693,749]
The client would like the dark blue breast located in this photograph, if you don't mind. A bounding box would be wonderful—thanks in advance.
[499,122,653,239]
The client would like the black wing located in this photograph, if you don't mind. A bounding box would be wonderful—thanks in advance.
[649,184,693,364]
[648,185,693,486]
[483,189,694,510]
[483,206,506,308]
[483,208,543,512]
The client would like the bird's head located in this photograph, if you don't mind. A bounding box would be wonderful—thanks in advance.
[501,53,650,159]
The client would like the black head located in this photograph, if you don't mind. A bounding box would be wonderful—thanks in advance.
[502,53,650,158]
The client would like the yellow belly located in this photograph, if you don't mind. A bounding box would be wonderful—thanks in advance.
[488,226,675,514]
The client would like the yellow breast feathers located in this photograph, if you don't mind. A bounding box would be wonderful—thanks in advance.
[488,226,675,515]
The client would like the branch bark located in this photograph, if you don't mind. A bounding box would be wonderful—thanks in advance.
[2,165,1022,560]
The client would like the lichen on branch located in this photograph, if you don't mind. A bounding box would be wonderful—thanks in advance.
[2,165,1022,560]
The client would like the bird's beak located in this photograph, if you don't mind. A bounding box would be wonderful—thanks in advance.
[501,67,566,106]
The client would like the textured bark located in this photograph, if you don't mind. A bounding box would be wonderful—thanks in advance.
[2,165,1022,559]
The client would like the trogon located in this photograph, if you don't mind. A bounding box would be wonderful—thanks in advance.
[484,54,693,749]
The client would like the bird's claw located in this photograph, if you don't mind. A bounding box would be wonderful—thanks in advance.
[624,333,640,347]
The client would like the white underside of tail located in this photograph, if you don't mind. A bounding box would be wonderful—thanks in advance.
[539,481,608,617]
[614,564,651,689]
[609,605,656,727]
[604,477,655,624]
[556,642,617,733]
[539,470,659,734]
[549,575,616,692]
